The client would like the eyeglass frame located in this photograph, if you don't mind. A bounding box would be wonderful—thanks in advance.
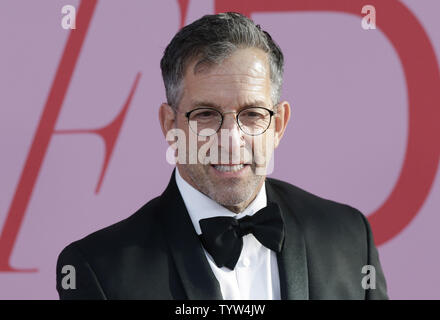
[173,106,277,136]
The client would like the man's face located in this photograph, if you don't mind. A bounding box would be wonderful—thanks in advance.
[160,47,290,212]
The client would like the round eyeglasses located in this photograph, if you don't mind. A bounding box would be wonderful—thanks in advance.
[179,107,275,137]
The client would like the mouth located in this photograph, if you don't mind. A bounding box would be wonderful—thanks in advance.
[209,163,250,176]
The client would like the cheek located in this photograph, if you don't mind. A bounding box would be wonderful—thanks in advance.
[248,136,266,153]
[248,134,275,163]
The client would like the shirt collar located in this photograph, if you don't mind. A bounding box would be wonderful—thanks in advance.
[175,167,267,235]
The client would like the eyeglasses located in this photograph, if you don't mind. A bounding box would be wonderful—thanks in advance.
[176,106,275,137]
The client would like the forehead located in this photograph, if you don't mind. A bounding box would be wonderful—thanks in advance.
[181,48,272,110]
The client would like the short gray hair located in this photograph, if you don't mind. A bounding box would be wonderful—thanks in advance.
[160,12,284,109]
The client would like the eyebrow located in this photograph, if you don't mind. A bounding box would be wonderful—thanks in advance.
[190,100,269,110]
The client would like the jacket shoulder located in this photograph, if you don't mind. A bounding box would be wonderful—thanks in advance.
[73,196,162,250]
[56,195,179,299]
[266,177,387,299]
[57,195,165,275]
[266,177,367,237]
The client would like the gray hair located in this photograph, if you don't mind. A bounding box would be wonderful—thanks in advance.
[160,12,284,109]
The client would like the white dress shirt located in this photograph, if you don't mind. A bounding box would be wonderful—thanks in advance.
[175,167,281,300]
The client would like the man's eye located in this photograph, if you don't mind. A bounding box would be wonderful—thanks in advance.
[242,111,264,118]
[194,111,216,118]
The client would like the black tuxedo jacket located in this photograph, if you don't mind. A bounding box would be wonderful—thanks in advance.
[56,170,388,299]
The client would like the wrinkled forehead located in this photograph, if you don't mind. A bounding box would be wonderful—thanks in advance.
[190,47,269,75]
[181,48,272,109]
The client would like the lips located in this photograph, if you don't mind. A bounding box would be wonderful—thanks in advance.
[209,163,251,177]
[211,164,244,172]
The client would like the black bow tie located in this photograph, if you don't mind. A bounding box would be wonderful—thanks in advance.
[198,202,285,270]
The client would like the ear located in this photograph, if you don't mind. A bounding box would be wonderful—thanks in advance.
[159,103,177,144]
[273,100,291,148]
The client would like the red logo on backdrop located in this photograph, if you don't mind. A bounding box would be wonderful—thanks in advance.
[0,0,439,272]
[214,0,440,245]
[0,0,141,272]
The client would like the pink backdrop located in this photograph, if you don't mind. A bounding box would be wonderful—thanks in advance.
[1,0,439,299]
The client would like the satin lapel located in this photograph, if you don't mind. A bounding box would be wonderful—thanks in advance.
[157,170,223,300]
[266,180,309,300]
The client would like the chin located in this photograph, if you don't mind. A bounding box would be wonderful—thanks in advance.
[208,187,254,207]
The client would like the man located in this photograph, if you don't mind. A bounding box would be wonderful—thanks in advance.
[56,12,388,299]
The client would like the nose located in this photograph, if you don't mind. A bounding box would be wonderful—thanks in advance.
[219,113,244,163]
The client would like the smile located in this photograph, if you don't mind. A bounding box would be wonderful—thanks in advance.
[212,164,245,172]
